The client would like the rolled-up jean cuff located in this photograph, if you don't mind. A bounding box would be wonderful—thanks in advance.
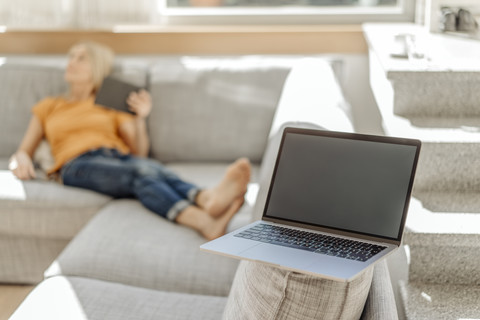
[188,188,201,203]
[166,200,191,221]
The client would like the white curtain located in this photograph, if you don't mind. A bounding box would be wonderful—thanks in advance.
[75,0,159,28]
[0,0,159,29]
[0,0,72,28]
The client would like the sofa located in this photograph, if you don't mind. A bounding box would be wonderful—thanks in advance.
[0,54,398,319]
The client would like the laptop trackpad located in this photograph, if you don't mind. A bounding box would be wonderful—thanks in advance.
[242,243,318,269]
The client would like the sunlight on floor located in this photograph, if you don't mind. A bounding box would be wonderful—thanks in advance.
[0,284,34,320]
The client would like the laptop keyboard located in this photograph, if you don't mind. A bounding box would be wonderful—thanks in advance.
[234,224,386,262]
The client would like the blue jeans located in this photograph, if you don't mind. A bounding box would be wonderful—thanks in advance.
[61,148,200,221]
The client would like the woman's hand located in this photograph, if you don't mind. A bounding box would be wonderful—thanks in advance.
[127,89,152,119]
[121,89,151,157]
[9,150,36,180]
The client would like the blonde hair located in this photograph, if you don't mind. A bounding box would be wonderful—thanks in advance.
[70,41,115,92]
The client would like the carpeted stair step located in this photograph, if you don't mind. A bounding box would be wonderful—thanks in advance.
[399,280,480,320]
[377,113,480,192]
[403,196,480,285]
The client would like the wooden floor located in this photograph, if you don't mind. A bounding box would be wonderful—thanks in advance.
[0,285,34,320]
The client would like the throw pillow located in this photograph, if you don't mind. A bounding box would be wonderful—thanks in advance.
[223,260,373,320]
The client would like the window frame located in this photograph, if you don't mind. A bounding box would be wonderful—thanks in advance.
[160,0,416,25]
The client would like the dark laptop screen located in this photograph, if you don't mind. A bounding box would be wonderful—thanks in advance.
[264,129,420,241]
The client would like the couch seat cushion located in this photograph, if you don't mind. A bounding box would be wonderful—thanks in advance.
[46,197,250,296]
[11,276,227,320]
[0,168,111,239]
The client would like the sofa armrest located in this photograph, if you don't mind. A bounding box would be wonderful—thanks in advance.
[361,260,399,320]
[252,58,355,222]
[269,58,354,139]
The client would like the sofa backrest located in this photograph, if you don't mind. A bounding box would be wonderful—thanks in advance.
[0,55,293,165]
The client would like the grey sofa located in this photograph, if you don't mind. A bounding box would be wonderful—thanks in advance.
[0,55,398,319]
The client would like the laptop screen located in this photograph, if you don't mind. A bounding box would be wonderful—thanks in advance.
[263,128,420,241]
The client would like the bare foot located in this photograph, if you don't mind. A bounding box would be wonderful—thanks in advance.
[200,158,251,217]
[202,198,244,240]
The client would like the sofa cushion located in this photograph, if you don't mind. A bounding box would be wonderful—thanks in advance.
[147,56,292,164]
[10,276,227,320]
[0,169,111,239]
[46,198,247,296]
[223,260,373,320]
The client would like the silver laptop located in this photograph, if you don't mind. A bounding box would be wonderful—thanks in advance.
[201,127,421,282]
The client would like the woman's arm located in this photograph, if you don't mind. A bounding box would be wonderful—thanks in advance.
[119,90,152,157]
[9,115,44,180]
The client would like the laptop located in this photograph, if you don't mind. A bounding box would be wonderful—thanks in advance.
[201,127,421,282]
[95,76,143,115]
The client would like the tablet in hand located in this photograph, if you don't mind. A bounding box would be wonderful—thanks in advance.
[95,76,144,114]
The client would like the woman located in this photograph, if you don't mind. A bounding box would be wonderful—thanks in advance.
[8,41,251,240]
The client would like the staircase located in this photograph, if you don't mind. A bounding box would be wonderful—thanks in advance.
[363,23,480,319]
[374,86,480,320]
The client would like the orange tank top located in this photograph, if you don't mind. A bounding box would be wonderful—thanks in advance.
[32,96,134,174]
